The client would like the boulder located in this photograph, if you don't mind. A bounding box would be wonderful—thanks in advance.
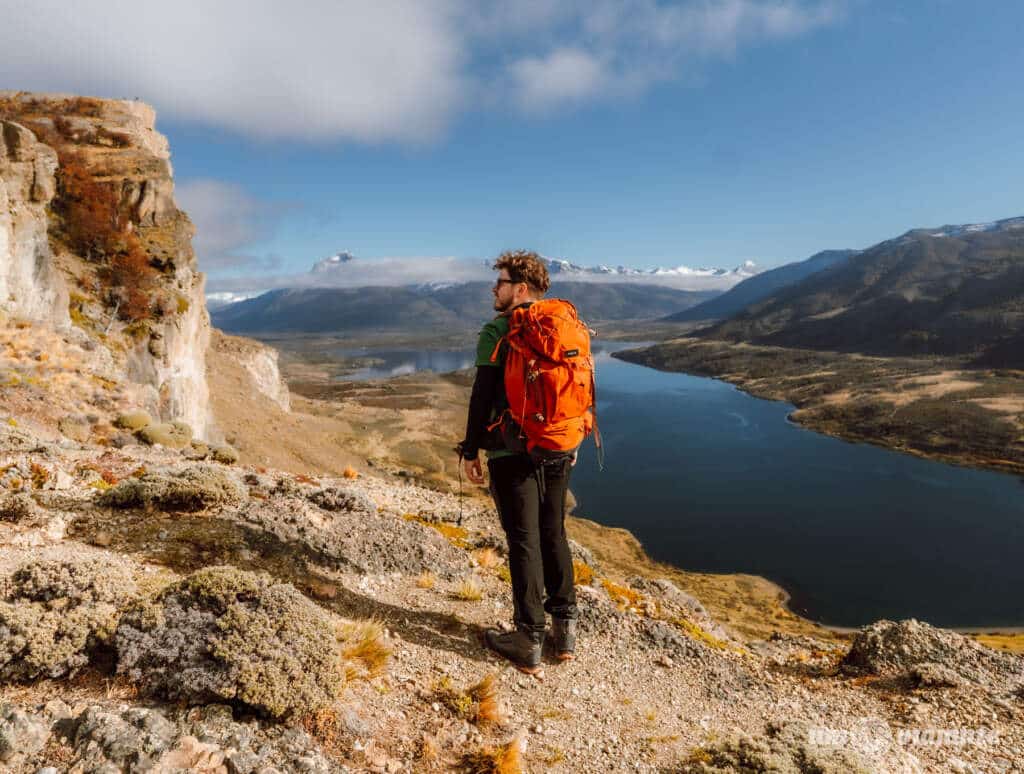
[63,702,333,773]
[115,566,345,718]
[238,487,467,577]
[0,704,50,767]
[910,662,965,689]
[72,705,180,770]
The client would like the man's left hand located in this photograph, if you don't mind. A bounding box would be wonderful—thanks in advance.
[463,457,484,484]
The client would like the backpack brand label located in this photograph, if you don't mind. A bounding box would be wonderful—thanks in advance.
[565,349,579,357]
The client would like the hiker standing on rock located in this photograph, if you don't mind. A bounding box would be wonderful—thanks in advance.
[459,250,598,676]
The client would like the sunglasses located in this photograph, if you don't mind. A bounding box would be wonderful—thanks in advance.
[494,278,522,288]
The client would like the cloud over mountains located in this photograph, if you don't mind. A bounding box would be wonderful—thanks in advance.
[205,251,758,305]
[2,1,844,142]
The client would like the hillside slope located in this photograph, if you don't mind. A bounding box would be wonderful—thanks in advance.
[665,249,857,323]
[212,282,718,334]
[3,313,1022,773]
[705,218,1024,364]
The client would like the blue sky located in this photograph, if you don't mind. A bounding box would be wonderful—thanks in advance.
[3,1,1023,292]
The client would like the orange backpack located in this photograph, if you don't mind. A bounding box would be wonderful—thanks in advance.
[489,298,599,460]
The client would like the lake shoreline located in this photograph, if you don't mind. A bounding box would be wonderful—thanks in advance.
[260,331,1024,650]
[612,337,1024,478]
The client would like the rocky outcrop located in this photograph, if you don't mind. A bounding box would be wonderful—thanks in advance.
[843,618,1024,689]
[0,120,67,327]
[0,92,214,439]
[209,329,291,412]
[241,339,291,412]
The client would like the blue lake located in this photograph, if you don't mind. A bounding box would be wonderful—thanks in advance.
[339,341,1024,628]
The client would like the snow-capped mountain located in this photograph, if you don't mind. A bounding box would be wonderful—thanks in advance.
[923,216,1024,239]
[542,256,758,281]
[311,250,357,272]
[206,291,260,310]
[303,251,758,287]
[207,250,758,306]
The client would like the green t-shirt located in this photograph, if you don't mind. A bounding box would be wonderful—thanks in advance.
[475,315,515,460]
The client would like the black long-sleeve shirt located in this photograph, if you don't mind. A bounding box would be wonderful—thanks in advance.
[460,314,512,460]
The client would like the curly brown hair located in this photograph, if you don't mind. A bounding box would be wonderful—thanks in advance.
[493,250,550,295]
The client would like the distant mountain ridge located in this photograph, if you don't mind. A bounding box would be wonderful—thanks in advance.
[542,256,758,283]
[212,281,719,335]
[703,216,1024,365]
[664,249,858,323]
[296,250,760,289]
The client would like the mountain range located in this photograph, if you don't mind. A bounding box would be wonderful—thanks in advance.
[703,217,1024,364]
[211,281,718,334]
[664,249,858,323]
[541,256,758,283]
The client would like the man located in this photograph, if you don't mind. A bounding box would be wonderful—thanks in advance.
[460,250,578,676]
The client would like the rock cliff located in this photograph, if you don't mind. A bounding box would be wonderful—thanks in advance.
[0,120,66,328]
[0,93,212,439]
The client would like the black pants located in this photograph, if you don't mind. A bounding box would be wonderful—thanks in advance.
[488,454,577,634]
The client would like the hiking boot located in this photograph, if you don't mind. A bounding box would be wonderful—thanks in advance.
[483,628,543,676]
[549,617,577,661]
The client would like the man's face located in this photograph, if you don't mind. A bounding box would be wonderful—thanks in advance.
[492,270,521,312]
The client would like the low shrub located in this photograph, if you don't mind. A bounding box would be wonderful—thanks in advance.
[0,559,138,681]
[97,465,245,512]
[115,566,345,718]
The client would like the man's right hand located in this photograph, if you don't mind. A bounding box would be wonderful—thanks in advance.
[463,456,484,485]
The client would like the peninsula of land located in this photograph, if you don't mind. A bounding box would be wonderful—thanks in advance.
[614,338,1024,477]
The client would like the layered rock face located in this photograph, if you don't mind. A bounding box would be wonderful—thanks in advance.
[0,93,213,439]
[0,120,66,327]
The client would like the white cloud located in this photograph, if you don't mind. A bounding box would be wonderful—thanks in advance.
[0,0,845,142]
[176,179,285,272]
[509,48,607,111]
[207,255,491,294]
[1,0,465,143]
[501,0,845,108]
[205,252,753,296]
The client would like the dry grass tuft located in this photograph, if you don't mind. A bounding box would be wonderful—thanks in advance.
[434,672,504,726]
[474,547,501,569]
[104,674,139,700]
[459,733,523,774]
[416,570,437,590]
[419,732,440,761]
[454,576,483,601]
[468,673,504,726]
[301,706,348,760]
[342,466,359,479]
[339,618,391,679]
[495,565,512,584]
[434,675,473,717]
